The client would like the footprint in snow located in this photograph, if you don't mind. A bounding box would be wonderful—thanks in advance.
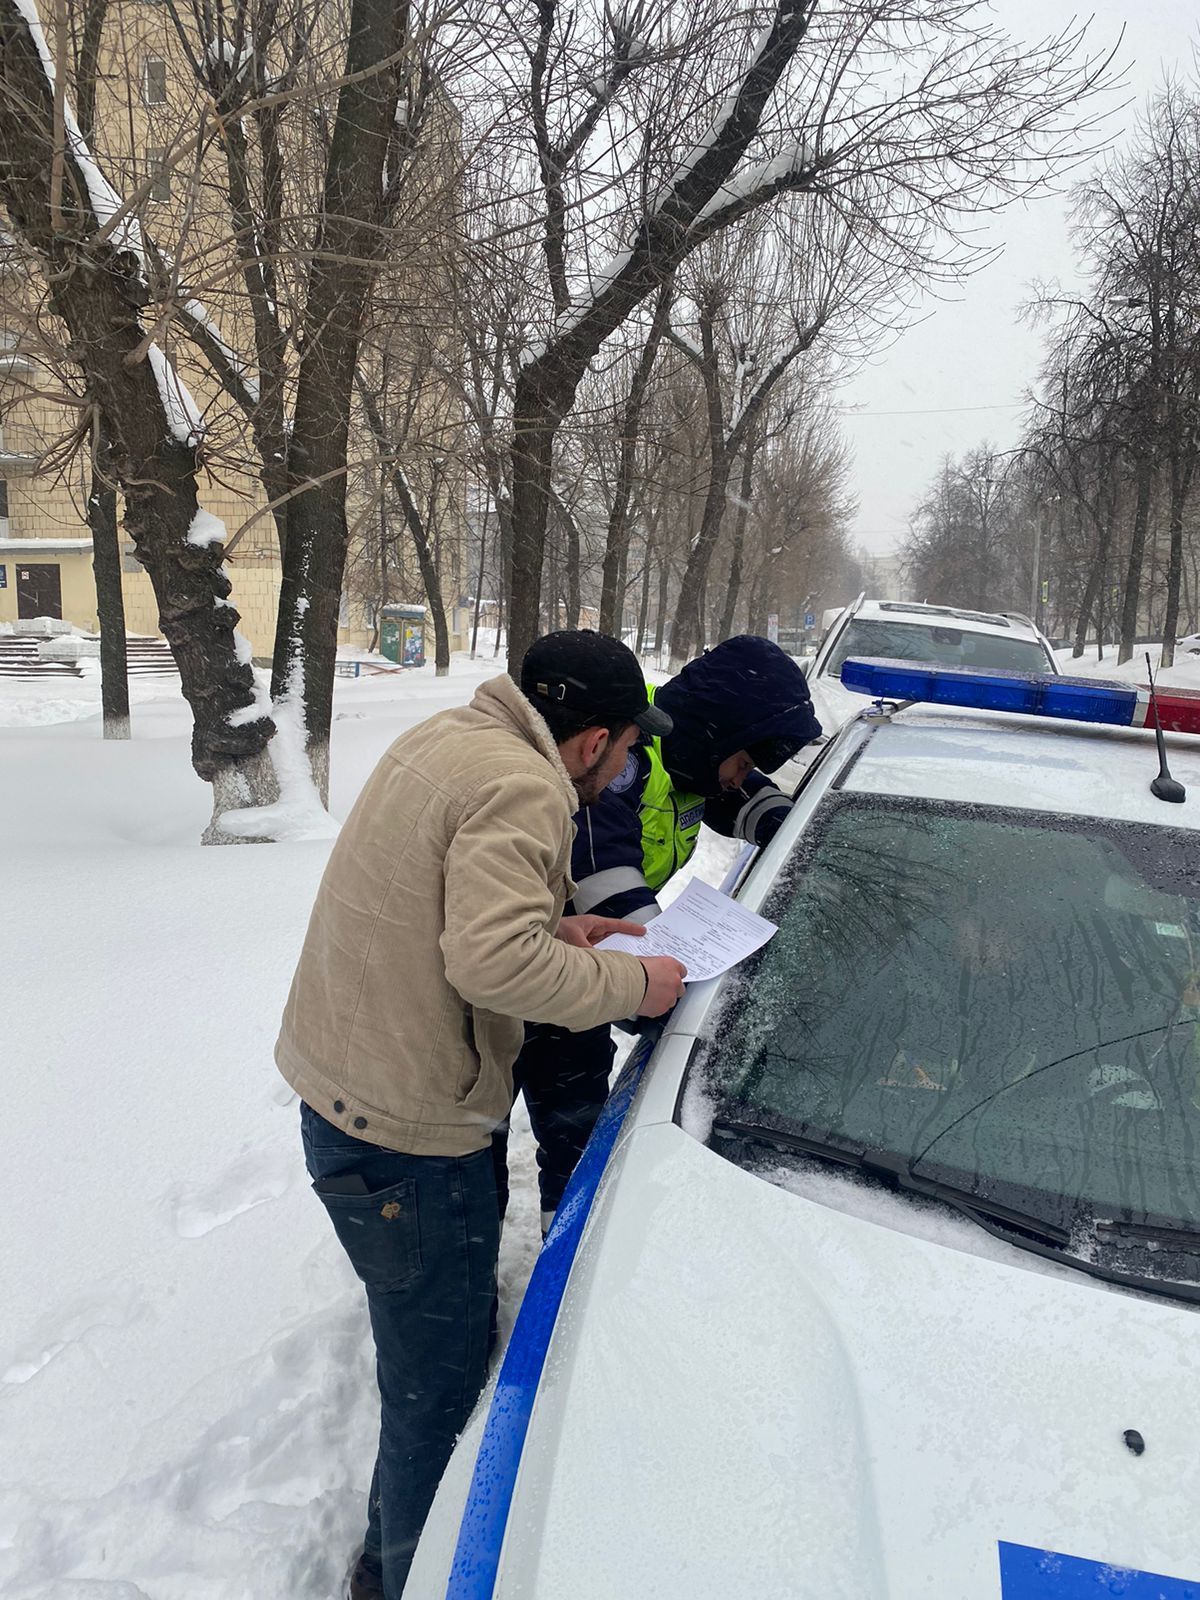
[2,1281,145,1388]
[168,1145,294,1239]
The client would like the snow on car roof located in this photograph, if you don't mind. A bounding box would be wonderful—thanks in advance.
[841,703,1200,829]
[854,599,1043,640]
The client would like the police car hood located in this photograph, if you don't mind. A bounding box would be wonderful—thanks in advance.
[476,1121,1198,1597]
[655,636,819,793]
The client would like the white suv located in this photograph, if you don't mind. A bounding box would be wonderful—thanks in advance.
[806,596,1059,741]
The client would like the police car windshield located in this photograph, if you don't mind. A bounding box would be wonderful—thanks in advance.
[826,619,1048,677]
[702,794,1200,1287]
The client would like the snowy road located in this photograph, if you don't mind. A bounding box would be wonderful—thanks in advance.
[0,655,735,1600]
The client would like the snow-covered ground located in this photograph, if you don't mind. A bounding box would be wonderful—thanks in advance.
[0,653,735,1600]
[1054,640,1200,688]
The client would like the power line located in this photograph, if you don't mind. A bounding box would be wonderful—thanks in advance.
[837,402,1024,418]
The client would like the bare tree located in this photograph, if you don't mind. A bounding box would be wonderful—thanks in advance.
[596,280,673,634]
[0,0,276,834]
[0,0,464,829]
[1021,80,1200,664]
[460,1,1114,672]
[665,216,855,664]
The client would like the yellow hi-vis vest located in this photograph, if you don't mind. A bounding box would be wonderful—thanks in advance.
[640,685,706,892]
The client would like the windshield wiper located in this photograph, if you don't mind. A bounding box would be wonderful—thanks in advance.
[708,1116,1200,1305]
[1095,1218,1200,1252]
[709,1116,1069,1248]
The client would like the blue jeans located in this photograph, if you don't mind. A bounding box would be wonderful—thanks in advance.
[300,1103,499,1600]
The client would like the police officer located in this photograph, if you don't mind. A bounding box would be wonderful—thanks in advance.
[492,634,822,1231]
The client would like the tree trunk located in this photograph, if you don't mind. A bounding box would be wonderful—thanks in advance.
[747,566,770,636]
[0,5,276,836]
[495,490,513,655]
[615,540,630,638]
[1160,455,1192,670]
[671,450,730,668]
[88,446,130,740]
[636,541,653,656]
[507,363,566,671]
[559,501,581,629]
[1074,543,1106,659]
[654,555,671,664]
[718,438,756,640]
[355,373,450,674]
[598,283,672,634]
[391,465,451,674]
[1118,455,1155,665]
[471,501,488,658]
[273,0,409,792]
[371,476,389,653]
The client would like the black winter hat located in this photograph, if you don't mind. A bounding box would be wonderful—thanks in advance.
[654,635,821,795]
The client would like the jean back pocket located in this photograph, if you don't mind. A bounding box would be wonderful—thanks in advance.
[312,1174,422,1292]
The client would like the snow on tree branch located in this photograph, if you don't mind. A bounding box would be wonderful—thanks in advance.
[8,0,138,249]
[7,0,211,447]
[689,141,821,236]
[176,298,262,411]
[649,3,813,224]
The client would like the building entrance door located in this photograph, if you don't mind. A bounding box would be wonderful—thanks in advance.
[16,562,63,620]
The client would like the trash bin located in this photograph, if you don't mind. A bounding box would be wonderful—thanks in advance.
[380,604,427,667]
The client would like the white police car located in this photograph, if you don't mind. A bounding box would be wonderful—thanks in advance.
[410,659,1200,1600]
[806,597,1059,743]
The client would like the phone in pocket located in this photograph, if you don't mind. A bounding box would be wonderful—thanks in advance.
[315,1171,371,1196]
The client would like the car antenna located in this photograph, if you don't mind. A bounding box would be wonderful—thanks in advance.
[1145,652,1186,804]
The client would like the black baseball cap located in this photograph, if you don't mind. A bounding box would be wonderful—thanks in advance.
[521,630,672,738]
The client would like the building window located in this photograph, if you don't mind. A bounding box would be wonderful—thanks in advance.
[146,147,170,203]
[0,481,8,519]
[143,56,167,105]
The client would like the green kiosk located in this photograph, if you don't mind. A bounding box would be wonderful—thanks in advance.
[379,604,427,668]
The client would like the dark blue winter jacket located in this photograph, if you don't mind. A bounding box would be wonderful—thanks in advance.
[571,636,822,922]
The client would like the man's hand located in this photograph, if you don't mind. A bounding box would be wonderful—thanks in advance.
[637,955,688,1016]
[556,914,647,948]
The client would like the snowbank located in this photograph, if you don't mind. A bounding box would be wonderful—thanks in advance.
[1054,643,1200,691]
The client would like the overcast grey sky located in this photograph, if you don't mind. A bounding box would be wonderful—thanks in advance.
[839,1,1199,557]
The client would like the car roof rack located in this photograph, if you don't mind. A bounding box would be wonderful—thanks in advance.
[876,601,1012,629]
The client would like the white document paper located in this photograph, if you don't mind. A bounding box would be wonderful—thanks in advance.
[596,877,777,982]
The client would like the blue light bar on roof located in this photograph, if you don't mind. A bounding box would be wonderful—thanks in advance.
[839,657,1200,736]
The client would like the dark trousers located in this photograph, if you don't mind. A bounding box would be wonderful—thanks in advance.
[491,1021,616,1219]
[301,1102,499,1600]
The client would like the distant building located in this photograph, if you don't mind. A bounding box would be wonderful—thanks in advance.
[860,551,907,601]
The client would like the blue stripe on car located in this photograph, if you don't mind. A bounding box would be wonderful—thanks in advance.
[444,847,755,1599]
[445,1033,656,1599]
[999,1541,1198,1596]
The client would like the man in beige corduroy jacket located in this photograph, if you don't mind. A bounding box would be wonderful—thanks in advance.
[277,629,686,1600]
